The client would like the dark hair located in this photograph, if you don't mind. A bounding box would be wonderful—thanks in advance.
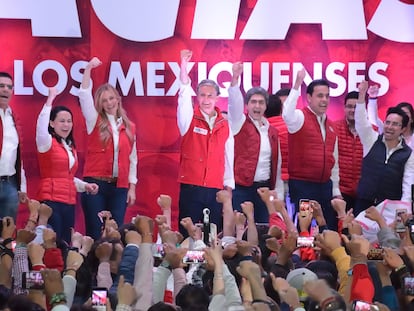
[274,88,290,98]
[265,94,282,117]
[344,91,359,103]
[245,87,269,105]
[7,294,45,311]
[48,105,75,147]
[396,102,414,131]
[306,79,330,95]
[175,284,209,310]
[386,106,409,129]
[148,302,178,311]
[306,260,339,290]
[0,72,13,81]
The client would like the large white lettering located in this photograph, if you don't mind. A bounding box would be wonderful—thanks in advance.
[0,1,413,42]
[13,59,389,99]
[0,0,80,37]
[241,0,367,40]
[90,0,180,42]
[368,0,414,43]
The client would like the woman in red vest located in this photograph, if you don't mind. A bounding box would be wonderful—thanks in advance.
[78,57,137,240]
[36,87,99,243]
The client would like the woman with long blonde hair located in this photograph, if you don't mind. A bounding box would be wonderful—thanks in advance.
[78,57,137,240]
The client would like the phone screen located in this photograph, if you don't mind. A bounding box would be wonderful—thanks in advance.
[404,277,414,295]
[92,288,107,311]
[296,236,314,248]
[395,209,407,232]
[182,250,206,263]
[367,248,384,261]
[352,300,379,311]
[299,199,312,217]
[22,271,44,290]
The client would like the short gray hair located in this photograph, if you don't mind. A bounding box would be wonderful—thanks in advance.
[197,79,220,96]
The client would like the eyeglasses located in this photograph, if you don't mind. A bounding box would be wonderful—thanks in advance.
[384,120,402,127]
[0,83,13,90]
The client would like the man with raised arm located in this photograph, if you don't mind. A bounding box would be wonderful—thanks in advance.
[176,49,234,235]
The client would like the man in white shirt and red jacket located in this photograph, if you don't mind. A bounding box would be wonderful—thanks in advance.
[282,69,341,231]
[177,50,235,235]
[227,62,283,223]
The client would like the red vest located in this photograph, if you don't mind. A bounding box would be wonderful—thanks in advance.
[179,107,229,189]
[0,108,23,190]
[234,116,279,189]
[288,108,337,183]
[37,139,78,204]
[268,116,289,181]
[83,116,136,188]
[334,119,363,197]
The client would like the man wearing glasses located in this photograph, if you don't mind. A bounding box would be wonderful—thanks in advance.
[354,80,414,216]
[0,72,27,219]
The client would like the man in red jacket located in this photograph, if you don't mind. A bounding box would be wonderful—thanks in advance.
[0,72,27,220]
[334,91,364,211]
[282,69,341,230]
[227,62,283,223]
[177,50,234,235]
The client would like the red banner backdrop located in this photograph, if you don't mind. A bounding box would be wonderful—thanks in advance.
[0,0,413,231]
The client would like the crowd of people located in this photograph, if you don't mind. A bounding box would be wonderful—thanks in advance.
[0,48,414,310]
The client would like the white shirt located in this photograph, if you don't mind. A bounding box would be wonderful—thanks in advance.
[282,88,340,197]
[78,84,138,185]
[0,107,27,192]
[177,82,235,189]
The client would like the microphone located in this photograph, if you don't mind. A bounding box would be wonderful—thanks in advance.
[203,208,210,245]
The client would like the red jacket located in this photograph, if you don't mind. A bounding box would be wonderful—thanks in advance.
[83,116,136,188]
[37,139,78,204]
[0,108,23,190]
[234,116,279,189]
[268,116,289,181]
[288,108,337,183]
[179,106,229,189]
[334,119,363,197]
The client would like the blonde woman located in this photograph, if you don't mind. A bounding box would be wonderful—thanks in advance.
[78,57,137,240]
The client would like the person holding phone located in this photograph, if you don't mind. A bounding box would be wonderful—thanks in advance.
[227,62,283,223]
[36,87,98,243]
[78,57,138,240]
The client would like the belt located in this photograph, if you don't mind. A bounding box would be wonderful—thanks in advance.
[91,176,118,183]
[0,175,16,182]
[253,180,270,185]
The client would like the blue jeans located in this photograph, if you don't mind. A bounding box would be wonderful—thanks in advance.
[288,179,337,231]
[82,178,128,240]
[232,180,271,223]
[178,184,223,237]
[43,200,75,244]
[0,175,19,220]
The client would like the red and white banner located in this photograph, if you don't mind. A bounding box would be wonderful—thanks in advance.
[1,0,413,230]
